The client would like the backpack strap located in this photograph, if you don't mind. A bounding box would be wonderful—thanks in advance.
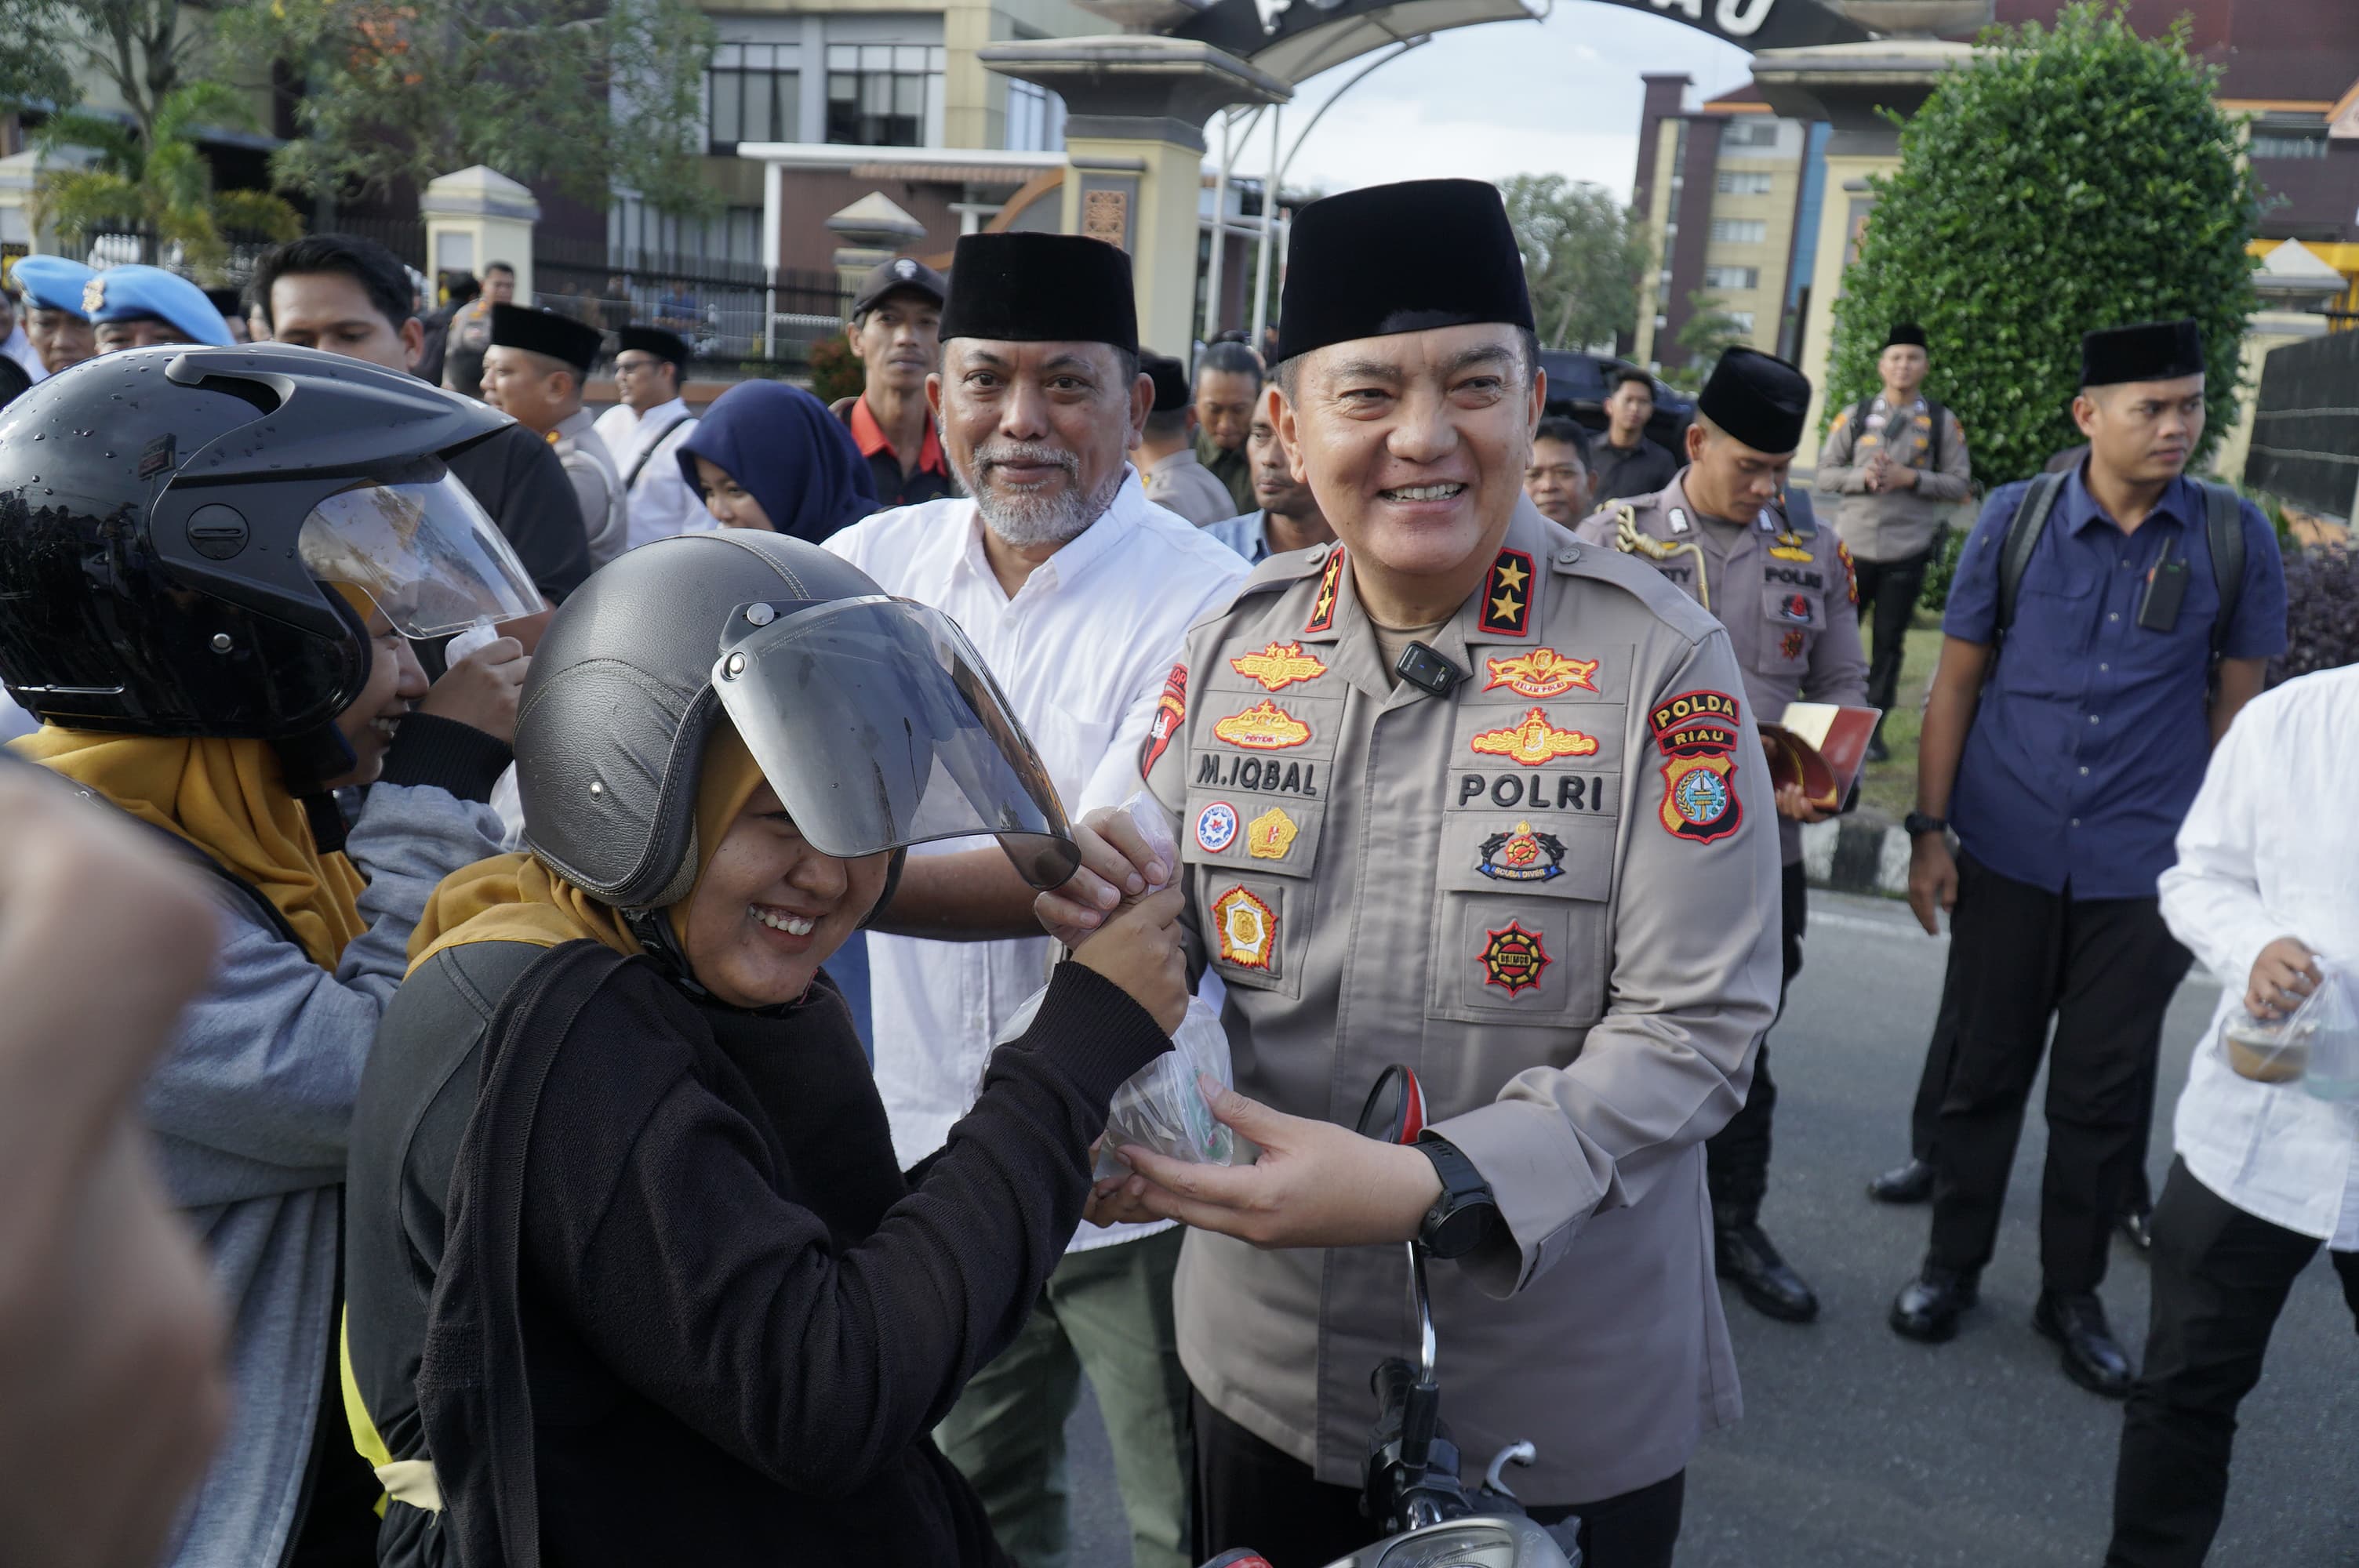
[1994,471,2066,645]
[622,414,696,491]
[1925,400,1949,469]
[2199,480,2245,666]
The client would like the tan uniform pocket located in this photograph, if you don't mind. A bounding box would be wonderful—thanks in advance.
[1759,581,1827,671]
[1183,789,1321,998]
[1426,814,1612,1028]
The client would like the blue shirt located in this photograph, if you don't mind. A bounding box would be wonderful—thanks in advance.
[1202,509,1272,564]
[1943,468,2286,899]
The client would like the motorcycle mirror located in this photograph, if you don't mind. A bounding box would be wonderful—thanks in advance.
[1355,1065,1427,1145]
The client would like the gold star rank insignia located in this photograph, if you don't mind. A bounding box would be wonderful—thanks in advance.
[1477,547,1533,637]
[1303,546,1346,634]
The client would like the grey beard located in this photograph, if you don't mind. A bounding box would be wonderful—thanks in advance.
[960,445,1123,548]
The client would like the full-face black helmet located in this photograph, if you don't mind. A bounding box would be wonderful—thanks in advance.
[0,343,540,739]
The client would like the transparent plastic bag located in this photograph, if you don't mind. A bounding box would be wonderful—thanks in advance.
[988,789,1238,1178]
[2219,956,2359,1103]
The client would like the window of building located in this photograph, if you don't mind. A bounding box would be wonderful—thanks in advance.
[1710,219,1766,245]
[707,43,800,152]
[2250,132,2327,161]
[1716,171,1775,195]
[1720,118,1781,149]
[825,45,945,148]
[1704,265,1761,291]
[1006,79,1065,153]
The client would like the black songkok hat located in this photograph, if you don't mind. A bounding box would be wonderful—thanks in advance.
[2081,319,2205,388]
[489,303,602,376]
[1274,178,1534,365]
[939,232,1137,356]
[618,325,690,368]
[1142,350,1190,413]
[1698,346,1812,455]
[1885,322,1928,350]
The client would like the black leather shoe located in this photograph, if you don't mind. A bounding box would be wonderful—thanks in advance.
[2117,1207,2154,1254]
[1716,1221,1820,1323]
[2034,1290,2134,1397]
[1868,1157,1935,1204]
[1889,1266,1978,1342]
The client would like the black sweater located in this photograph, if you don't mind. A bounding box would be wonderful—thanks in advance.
[344,939,1169,1567]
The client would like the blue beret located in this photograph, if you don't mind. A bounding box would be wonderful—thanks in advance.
[13,256,97,319]
[82,265,234,347]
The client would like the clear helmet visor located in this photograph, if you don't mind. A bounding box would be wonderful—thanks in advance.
[298,463,541,638]
[712,597,1079,890]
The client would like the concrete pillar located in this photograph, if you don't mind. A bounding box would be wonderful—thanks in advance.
[827,192,929,300]
[420,166,541,301]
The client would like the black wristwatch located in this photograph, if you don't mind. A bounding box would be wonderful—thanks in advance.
[1903,811,1950,840]
[1413,1134,1500,1259]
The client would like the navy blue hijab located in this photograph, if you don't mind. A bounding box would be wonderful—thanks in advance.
[677,380,881,543]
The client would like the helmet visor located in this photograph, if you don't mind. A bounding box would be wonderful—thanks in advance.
[298,466,541,638]
[713,597,1079,889]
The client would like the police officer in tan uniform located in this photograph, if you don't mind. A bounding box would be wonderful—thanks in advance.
[1573,348,1867,1326]
[1063,178,1781,1568]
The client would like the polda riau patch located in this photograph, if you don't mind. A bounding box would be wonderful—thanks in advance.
[1648,688,1743,845]
[1478,920,1550,994]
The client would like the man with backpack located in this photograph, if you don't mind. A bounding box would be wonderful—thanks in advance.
[1818,324,1974,760]
[1885,320,2286,1397]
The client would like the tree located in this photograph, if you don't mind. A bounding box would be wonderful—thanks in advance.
[1667,291,1750,390]
[1823,2,2263,485]
[56,0,216,147]
[0,0,78,111]
[1499,172,1651,353]
[238,0,718,217]
[35,81,303,275]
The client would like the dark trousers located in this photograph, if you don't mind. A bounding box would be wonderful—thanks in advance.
[1707,861,1808,1225]
[1192,1392,1685,1568]
[1849,545,1935,724]
[2106,1160,2359,1567]
[1925,853,2192,1291]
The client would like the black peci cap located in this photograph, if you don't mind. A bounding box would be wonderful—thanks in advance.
[2081,319,2204,388]
[1142,350,1190,413]
[939,233,1136,356]
[617,325,690,368]
[1698,347,1812,455]
[1274,179,1533,365]
[1885,322,1928,350]
[489,303,602,376]
[852,256,948,318]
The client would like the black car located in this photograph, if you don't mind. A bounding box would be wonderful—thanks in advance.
[1536,350,1693,453]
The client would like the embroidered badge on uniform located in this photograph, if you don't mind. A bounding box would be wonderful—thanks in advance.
[1647,689,1744,845]
[1775,592,1814,625]
[1230,641,1329,693]
[1477,822,1565,882]
[1213,699,1312,751]
[1467,707,1600,767]
[1779,627,1806,662]
[1478,920,1550,995]
[1478,549,1534,638]
[1303,548,1346,634]
[1245,806,1299,861]
[1194,800,1239,854]
[1483,648,1600,699]
[1835,539,1859,605]
[1212,885,1277,972]
[1140,663,1187,775]
[81,274,106,315]
[1768,531,1815,563]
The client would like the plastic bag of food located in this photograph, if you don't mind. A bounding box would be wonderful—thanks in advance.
[988,789,1238,1175]
[2220,956,2359,1103]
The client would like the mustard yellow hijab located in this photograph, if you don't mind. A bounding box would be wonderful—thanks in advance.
[405,722,767,975]
[13,730,369,969]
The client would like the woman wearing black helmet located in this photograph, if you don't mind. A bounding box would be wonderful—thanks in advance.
[0,343,547,1566]
[343,527,1185,1568]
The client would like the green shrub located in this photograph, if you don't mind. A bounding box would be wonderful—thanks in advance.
[1823,2,2263,490]
[806,336,866,407]
[1917,526,1968,612]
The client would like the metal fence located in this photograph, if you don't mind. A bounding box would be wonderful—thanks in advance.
[2245,328,2359,518]
[60,216,427,296]
[533,238,850,373]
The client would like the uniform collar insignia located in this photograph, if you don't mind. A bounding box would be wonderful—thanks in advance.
[1477,547,1533,638]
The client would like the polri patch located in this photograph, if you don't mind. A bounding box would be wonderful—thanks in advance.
[1245,806,1299,861]
[1478,920,1550,995]
[1304,547,1346,634]
[1194,800,1239,854]
[1230,641,1329,693]
[1140,662,1187,775]
[1212,885,1277,972]
[1478,548,1534,637]
[1477,822,1565,882]
[1468,707,1600,768]
[1483,648,1599,699]
[1213,699,1311,751]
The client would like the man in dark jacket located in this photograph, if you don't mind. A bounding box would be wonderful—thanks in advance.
[1588,367,1679,505]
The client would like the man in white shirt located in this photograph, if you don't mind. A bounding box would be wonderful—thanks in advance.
[824,230,1247,1568]
[2107,663,2359,1568]
[592,325,704,552]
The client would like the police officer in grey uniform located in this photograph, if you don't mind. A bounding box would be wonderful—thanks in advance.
[1067,178,1782,1568]
[1574,347,1868,1325]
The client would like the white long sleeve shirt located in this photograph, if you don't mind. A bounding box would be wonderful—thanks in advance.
[2159,664,2359,1248]
[593,397,706,552]
[824,470,1249,1253]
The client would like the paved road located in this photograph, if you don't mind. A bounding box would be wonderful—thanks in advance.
[1062,890,2359,1566]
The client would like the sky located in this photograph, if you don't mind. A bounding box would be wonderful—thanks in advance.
[1200,4,1757,206]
